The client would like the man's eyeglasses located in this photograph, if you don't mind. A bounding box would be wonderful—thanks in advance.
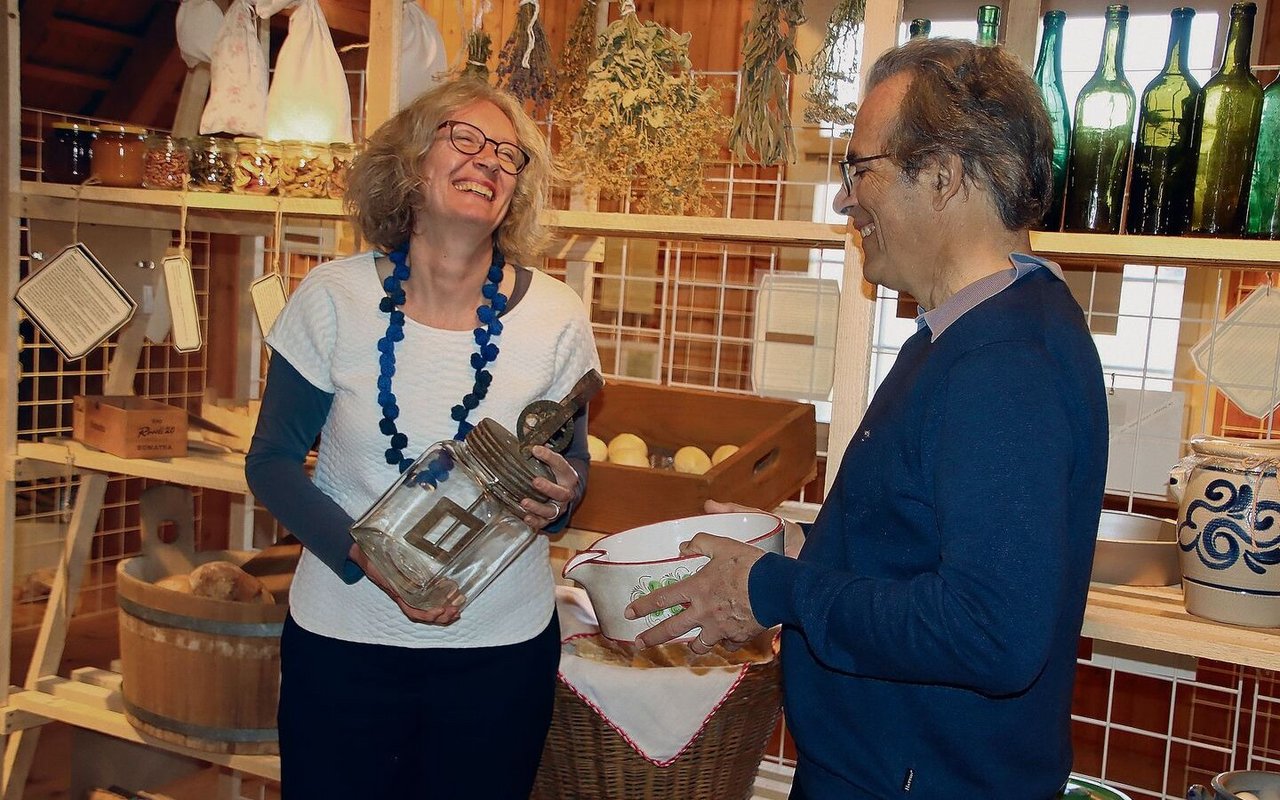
[838,153,891,194]
[436,120,530,176]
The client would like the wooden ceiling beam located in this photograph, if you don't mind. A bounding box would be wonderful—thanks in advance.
[48,17,142,49]
[93,3,179,124]
[18,0,57,61]
[23,63,111,92]
[310,1,369,38]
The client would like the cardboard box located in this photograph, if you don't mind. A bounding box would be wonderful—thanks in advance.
[572,382,817,533]
[72,395,188,459]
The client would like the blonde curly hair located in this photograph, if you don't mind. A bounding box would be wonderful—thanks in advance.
[345,78,552,265]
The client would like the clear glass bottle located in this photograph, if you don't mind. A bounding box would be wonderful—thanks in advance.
[142,134,189,190]
[350,428,549,610]
[1244,75,1280,238]
[909,18,931,40]
[976,5,1000,46]
[1126,7,1200,236]
[1063,4,1136,234]
[1188,1,1264,236]
[232,137,282,195]
[278,140,332,198]
[44,122,97,185]
[188,135,236,192]
[90,124,148,187]
[1033,10,1070,231]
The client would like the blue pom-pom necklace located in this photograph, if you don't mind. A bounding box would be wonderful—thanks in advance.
[377,242,507,474]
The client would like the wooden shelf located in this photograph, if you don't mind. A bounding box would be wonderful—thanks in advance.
[1031,231,1280,269]
[19,182,1280,266]
[13,440,249,494]
[5,681,279,781]
[1083,583,1280,672]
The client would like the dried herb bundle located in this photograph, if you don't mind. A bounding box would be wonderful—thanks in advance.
[553,0,599,120]
[804,0,866,125]
[462,29,492,80]
[729,0,805,165]
[559,8,729,215]
[496,0,556,109]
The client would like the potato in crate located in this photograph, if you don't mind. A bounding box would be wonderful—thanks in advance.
[572,382,816,533]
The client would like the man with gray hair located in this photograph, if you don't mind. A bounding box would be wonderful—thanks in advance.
[628,38,1108,797]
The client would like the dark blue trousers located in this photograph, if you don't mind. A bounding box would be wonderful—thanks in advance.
[278,611,560,799]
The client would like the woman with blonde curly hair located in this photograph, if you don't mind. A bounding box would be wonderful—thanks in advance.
[246,78,599,798]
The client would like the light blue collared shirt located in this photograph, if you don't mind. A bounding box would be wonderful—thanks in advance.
[916,252,1065,341]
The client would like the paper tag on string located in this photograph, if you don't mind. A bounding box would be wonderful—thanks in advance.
[250,273,288,339]
[13,243,136,361]
[163,252,202,353]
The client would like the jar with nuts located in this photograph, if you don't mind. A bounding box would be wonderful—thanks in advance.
[142,134,189,190]
[232,137,282,195]
[278,140,332,198]
[188,135,236,193]
[328,142,355,200]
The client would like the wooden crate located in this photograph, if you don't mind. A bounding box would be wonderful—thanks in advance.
[72,395,188,459]
[572,382,816,534]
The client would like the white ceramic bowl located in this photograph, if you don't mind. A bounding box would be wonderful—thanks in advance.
[562,511,783,642]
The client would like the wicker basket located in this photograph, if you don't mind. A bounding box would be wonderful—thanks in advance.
[531,658,781,800]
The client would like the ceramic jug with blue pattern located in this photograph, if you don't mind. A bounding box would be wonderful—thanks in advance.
[1169,436,1280,627]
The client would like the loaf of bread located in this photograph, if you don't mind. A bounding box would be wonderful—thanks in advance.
[153,574,192,593]
[189,560,265,603]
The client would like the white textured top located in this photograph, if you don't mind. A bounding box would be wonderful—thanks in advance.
[266,252,600,648]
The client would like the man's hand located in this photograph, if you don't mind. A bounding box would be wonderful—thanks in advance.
[624,532,767,653]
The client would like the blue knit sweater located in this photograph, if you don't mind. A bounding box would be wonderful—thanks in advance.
[750,268,1108,798]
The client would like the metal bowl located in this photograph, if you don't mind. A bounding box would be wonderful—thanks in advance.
[1090,510,1179,586]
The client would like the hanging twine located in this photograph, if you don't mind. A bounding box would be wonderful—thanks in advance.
[176,192,189,258]
[70,176,103,244]
[270,199,284,276]
[520,0,539,68]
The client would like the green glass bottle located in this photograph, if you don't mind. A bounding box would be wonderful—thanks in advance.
[1033,11,1070,231]
[1188,1,1264,236]
[1243,74,1280,238]
[976,5,1000,46]
[909,18,932,39]
[1126,7,1200,235]
[1063,4,1136,233]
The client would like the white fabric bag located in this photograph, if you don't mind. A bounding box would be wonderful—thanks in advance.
[399,0,448,110]
[175,0,225,68]
[199,0,269,136]
[258,0,353,144]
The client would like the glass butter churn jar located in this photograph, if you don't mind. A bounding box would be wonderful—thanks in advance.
[351,371,603,610]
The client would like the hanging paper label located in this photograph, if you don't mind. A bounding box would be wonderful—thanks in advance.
[13,243,136,361]
[163,253,202,353]
[250,273,288,338]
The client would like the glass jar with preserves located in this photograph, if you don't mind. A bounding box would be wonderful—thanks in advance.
[232,137,282,195]
[90,124,148,187]
[188,135,236,192]
[278,140,332,198]
[44,122,97,184]
[327,142,355,200]
[141,134,189,190]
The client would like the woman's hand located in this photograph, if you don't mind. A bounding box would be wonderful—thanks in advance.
[521,444,578,531]
[349,544,461,625]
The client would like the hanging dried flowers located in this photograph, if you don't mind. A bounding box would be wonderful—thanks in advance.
[553,0,599,121]
[804,0,866,125]
[459,0,492,81]
[496,0,555,109]
[558,2,730,215]
[729,0,806,165]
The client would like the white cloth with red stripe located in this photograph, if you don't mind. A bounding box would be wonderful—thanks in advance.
[554,585,750,766]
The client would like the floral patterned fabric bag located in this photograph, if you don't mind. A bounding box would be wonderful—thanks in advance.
[199,0,268,136]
